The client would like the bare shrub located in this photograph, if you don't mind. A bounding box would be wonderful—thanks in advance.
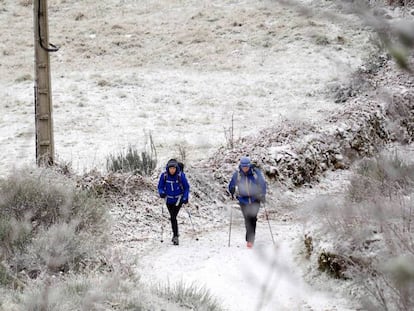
[224,113,235,150]
[310,151,414,310]
[348,153,414,202]
[177,144,187,163]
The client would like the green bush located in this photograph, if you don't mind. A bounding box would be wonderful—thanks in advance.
[106,145,157,175]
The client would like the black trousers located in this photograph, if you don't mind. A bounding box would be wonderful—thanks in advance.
[240,202,260,243]
[167,203,182,237]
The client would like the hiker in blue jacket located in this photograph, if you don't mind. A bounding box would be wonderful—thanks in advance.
[158,159,190,245]
[228,156,267,248]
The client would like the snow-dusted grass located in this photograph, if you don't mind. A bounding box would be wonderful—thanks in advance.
[6,273,147,311]
[155,281,223,311]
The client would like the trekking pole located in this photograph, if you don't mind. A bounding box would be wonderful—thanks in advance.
[263,202,275,246]
[184,207,199,241]
[228,204,233,247]
[160,204,164,243]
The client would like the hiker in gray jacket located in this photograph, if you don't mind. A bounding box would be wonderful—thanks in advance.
[229,156,266,248]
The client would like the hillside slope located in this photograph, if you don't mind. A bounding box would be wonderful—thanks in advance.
[1,0,377,174]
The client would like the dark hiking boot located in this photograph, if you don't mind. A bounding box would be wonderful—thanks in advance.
[172,236,179,245]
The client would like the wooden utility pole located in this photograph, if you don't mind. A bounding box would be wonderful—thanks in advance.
[33,0,57,166]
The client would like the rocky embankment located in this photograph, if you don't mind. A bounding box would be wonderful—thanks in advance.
[209,54,414,189]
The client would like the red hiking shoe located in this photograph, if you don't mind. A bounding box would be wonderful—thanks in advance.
[246,241,253,248]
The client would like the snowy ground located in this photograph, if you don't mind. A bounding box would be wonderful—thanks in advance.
[0,0,376,175]
[112,167,360,311]
[138,222,357,311]
[2,0,412,310]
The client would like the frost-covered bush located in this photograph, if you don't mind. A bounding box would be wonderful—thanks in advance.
[1,261,223,311]
[17,274,148,311]
[0,167,108,287]
[348,153,414,201]
[309,152,414,310]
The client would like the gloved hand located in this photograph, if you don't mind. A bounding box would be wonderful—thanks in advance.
[229,188,235,200]
[160,193,166,199]
[180,198,188,204]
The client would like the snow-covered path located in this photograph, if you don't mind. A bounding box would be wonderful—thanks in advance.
[138,219,356,311]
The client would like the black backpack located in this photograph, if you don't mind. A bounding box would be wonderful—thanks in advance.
[177,161,184,172]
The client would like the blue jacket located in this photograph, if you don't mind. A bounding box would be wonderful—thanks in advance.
[228,165,266,205]
[158,166,190,205]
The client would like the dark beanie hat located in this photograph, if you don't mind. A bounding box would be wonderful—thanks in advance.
[167,159,178,168]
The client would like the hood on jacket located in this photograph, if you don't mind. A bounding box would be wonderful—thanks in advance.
[239,156,252,170]
[166,158,180,174]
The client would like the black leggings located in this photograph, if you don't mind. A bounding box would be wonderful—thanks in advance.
[167,203,182,237]
[240,202,260,243]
